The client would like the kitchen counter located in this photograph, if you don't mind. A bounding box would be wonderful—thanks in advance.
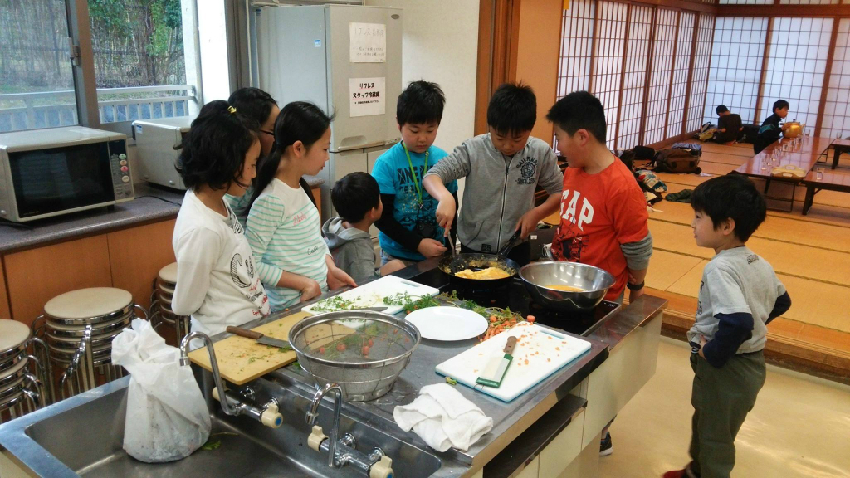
[0,176,325,255]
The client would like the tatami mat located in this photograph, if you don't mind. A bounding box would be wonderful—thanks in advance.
[644,250,703,292]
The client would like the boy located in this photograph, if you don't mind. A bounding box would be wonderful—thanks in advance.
[323,173,406,284]
[665,174,791,478]
[371,80,458,263]
[713,105,742,144]
[423,83,563,265]
[753,100,790,154]
[547,91,652,305]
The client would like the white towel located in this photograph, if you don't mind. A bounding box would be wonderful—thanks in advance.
[393,383,493,452]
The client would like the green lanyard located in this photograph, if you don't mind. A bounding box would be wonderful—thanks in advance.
[403,144,429,207]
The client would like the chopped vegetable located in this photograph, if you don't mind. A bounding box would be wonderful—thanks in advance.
[446,377,457,385]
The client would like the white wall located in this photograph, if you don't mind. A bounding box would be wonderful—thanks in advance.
[197,0,231,103]
[364,0,480,201]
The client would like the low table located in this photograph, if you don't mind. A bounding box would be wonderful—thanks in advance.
[829,139,850,169]
[802,168,850,215]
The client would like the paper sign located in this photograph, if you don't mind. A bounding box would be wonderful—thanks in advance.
[349,77,385,117]
[349,22,386,63]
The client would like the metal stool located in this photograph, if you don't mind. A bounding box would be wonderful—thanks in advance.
[0,319,46,422]
[32,287,146,401]
[150,262,190,346]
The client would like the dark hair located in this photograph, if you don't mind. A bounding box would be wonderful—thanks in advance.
[331,172,380,223]
[227,87,277,127]
[249,101,332,209]
[690,173,766,242]
[545,90,607,143]
[487,83,537,134]
[177,100,259,190]
[773,100,790,113]
[397,80,445,126]
[716,104,729,115]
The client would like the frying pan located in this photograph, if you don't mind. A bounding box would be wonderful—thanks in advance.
[438,230,523,288]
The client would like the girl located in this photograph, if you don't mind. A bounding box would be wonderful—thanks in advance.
[171,101,270,337]
[225,87,317,226]
[247,102,355,310]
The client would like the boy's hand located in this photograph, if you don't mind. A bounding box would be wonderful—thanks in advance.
[698,335,707,359]
[435,198,456,231]
[379,259,407,276]
[628,288,645,303]
[516,209,541,239]
[418,238,447,258]
[298,278,322,303]
[327,266,356,290]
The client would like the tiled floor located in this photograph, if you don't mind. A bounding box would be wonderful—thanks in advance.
[598,338,850,478]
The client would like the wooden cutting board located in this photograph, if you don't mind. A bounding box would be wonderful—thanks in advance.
[188,311,310,385]
[436,323,592,402]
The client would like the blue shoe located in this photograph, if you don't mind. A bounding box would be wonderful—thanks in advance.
[599,432,613,456]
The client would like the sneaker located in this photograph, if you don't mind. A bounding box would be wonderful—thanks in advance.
[663,463,698,478]
[599,432,613,456]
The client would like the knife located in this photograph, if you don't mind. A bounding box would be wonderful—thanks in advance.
[476,336,518,388]
[226,326,292,350]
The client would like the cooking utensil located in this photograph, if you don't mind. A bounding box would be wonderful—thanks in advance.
[226,326,292,350]
[476,336,517,388]
[438,252,519,289]
[497,230,522,260]
[405,306,488,341]
[519,261,615,311]
[288,310,420,401]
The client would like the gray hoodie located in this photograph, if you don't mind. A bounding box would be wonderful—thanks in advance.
[424,134,563,252]
[322,217,376,284]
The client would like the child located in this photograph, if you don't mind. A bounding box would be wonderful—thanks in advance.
[665,174,791,478]
[753,99,790,154]
[225,87,316,226]
[713,105,742,144]
[371,80,457,263]
[547,91,652,456]
[171,101,270,337]
[323,172,407,283]
[423,83,563,265]
[246,102,355,310]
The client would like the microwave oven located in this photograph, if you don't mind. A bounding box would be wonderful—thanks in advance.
[133,117,193,190]
[0,126,133,223]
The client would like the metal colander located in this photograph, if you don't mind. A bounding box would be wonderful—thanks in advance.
[288,310,420,401]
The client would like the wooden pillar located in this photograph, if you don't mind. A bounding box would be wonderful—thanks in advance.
[754,17,774,125]
[814,17,840,138]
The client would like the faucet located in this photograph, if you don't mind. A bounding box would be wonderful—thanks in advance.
[179,332,282,428]
[306,383,393,477]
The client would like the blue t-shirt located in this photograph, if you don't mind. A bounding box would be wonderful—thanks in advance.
[371,142,458,261]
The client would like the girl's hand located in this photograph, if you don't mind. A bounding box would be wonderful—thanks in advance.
[298,279,322,303]
[698,335,707,359]
[417,238,447,258]
[327,266,356,290]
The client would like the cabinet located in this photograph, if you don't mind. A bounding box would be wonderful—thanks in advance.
[107,219,177,312]
[3,236,113,327]
[0,268,10,321]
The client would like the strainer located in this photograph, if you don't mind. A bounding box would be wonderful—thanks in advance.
[288,310,420,401]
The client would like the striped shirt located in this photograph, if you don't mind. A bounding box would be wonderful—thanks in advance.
[247,179,328,310]
[225,187,253,229]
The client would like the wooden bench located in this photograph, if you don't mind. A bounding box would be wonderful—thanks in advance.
[802,168,850,215]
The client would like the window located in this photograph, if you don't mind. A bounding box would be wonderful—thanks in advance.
[686,14,715,132]
[0,1,78,133]
[591,1,629,149]
[616,5,652,150]
[667,12,695,138]
[820,18,850,139]
[643,8,678,145]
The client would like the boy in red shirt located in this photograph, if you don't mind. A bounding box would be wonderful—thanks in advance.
[547,91,653,456]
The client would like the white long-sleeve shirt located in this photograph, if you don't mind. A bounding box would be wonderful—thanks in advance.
[172,190,270,336]
[247,179,329,311]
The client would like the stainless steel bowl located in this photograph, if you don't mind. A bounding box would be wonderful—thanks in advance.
[519,261,615,311]
[289,310,420,402]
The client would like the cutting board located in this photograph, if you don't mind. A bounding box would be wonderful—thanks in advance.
[436,323,591,402]
[188,311,310,385]
[302,275,439,315]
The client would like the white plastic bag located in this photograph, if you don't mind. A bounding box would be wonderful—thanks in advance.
[111,319,211,463]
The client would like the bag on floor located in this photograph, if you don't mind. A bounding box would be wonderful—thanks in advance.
[653,148,702,174]
[111,319,211,463]
[671,143,702,155]
[739,124,760,144]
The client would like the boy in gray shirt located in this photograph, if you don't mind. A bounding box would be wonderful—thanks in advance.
[423,83,563,265]
[666,174,791,478]
[323,173,405,284]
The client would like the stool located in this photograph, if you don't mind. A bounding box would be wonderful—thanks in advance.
[32,287,145,401]
[150,262,190,346]
[1,319,46,422]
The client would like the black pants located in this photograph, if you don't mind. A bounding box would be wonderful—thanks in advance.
[460,241,531,267]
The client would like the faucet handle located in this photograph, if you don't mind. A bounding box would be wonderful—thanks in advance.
[261,401,282,428]
[308,425,327,452]
[369,455,393,478]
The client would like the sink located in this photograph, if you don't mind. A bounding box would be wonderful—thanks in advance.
[7,374,444,477]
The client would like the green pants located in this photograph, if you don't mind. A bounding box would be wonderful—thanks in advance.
[688,350,766,478]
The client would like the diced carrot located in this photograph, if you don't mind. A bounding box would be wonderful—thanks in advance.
[526,315,536,323]
[490,315,498,323]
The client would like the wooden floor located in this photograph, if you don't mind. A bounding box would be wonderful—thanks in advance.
[645,141,850,382]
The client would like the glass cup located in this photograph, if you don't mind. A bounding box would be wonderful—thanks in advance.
[815,167,824,182]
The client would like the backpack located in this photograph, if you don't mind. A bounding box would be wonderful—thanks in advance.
[653,147,702,174]
[739,124,760,144]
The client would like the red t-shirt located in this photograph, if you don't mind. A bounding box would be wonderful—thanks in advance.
[552,158,648,300]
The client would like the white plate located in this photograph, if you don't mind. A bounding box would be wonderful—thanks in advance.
[405,306,488,341]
